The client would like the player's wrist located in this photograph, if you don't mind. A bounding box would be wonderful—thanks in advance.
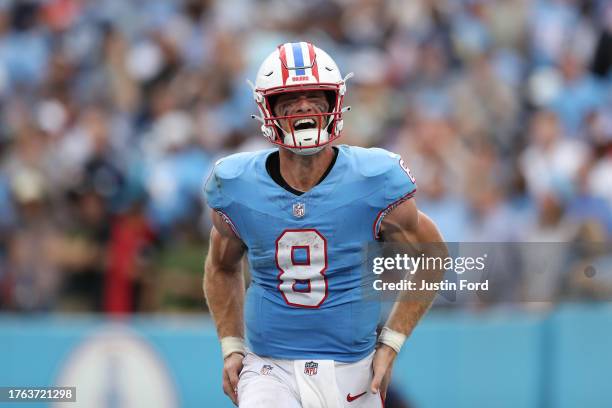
[377,327,406,354]
[220,336,246,359]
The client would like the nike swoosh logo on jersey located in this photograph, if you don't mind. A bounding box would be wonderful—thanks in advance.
[346,391,367,402]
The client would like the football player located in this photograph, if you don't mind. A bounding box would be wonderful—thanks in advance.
[204,42,445,407]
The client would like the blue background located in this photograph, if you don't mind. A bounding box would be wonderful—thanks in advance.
[1,305,611,408]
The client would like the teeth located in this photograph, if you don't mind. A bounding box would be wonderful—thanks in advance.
[294,119,316,127]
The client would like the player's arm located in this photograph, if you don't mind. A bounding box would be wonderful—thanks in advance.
[371,198,447,396]
[205,210,246,339]
[380,198,446,339]
[204,210,247,405]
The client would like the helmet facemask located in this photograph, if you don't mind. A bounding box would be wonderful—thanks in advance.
[266,89,339,155]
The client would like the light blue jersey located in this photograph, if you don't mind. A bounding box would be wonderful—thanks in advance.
[204,145,417,362]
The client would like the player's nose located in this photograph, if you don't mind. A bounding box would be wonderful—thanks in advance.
[293,96,316,113]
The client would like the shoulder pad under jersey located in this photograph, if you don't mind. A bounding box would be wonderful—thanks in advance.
[348,146,400,178]
[213,151,258,180]
[204,150,272,209]
[346,145,417,200]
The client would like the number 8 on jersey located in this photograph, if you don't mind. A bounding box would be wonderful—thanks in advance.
[275,229,328,308]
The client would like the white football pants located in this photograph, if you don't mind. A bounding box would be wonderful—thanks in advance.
[237,351,383,408]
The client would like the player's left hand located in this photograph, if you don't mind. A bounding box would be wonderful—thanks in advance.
[370,344,396,400]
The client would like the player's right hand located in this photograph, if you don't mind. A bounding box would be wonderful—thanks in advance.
[223,352,244,406]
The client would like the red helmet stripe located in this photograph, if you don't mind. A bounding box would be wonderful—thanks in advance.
[278,44,289,85]
[307,43,319,82]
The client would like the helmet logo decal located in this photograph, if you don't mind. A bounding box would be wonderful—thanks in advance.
[278,42,320,85]
[291,42,306,75]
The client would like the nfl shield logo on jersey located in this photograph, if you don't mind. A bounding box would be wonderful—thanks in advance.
[293,202,306,218]
[260,365,273,375]
[304,361,318,376]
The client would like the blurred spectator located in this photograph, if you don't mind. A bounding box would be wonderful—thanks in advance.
[549,51,605,137]
[104,200,155,315]
[519,110,590,200]
[586,109,612,213]
[451,52,519,150]
[7,168,62,311]
[142,110,211,234]
[57,182,110,312]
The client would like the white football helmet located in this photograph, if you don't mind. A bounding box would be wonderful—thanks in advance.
[249,42,353,155]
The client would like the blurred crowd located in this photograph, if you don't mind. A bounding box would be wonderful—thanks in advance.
[0,0,611,313]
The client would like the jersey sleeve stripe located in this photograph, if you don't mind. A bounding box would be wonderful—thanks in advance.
[372,188,417,240]
[215,209,242,240]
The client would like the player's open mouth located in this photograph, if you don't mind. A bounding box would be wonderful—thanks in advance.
[293,118,317,131]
